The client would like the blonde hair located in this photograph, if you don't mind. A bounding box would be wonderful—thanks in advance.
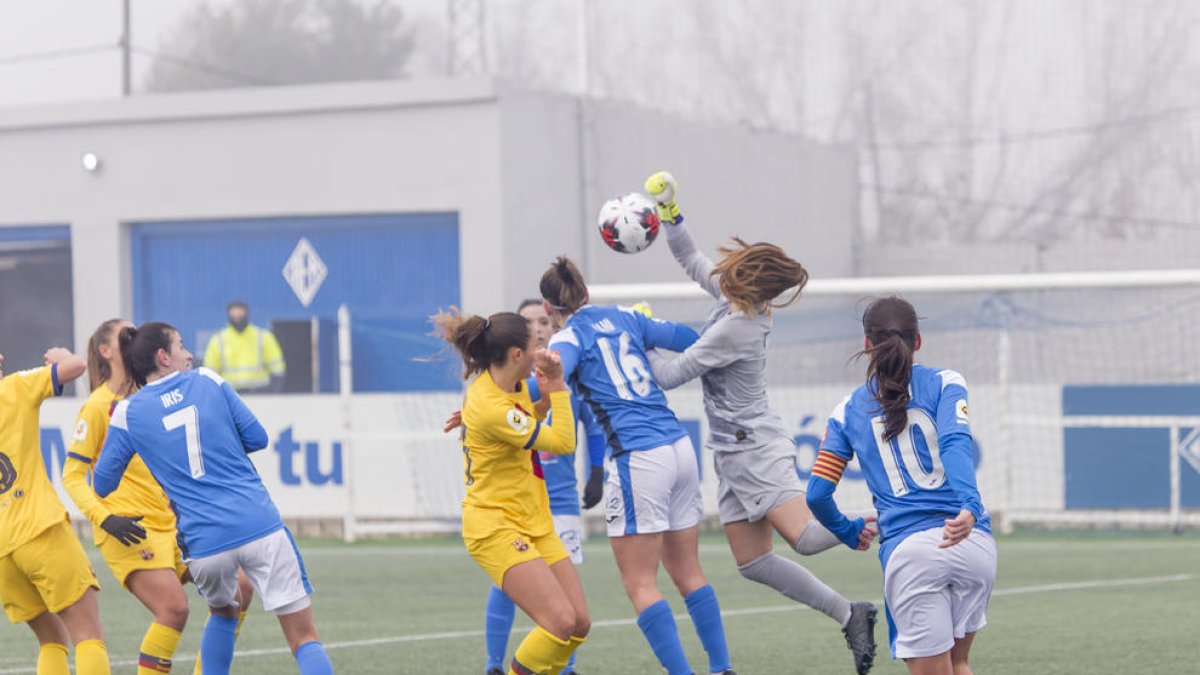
[710,237,808,314]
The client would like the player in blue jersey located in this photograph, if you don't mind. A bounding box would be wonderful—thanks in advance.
[477,299,608,675]
[92,323,335,675]
[541,257,735,675]
[806,297,997,675]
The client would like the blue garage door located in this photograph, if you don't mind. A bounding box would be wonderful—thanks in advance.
[131,213,460,392]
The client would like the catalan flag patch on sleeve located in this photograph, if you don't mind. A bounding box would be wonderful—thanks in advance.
[811,450,848,484]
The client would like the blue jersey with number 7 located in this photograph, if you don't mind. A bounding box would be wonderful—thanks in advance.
[548,305,699,455]
[95,367,281,559]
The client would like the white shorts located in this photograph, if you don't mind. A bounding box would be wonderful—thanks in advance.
[883,528,997,659]
[604,436,704,538]
[187,528,313,615]
[552,513,584,565]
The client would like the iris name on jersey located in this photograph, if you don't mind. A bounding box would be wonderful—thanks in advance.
[94,368,280,559]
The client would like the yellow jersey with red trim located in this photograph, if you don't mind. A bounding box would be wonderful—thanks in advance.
[0,365,69,558]
[62,383,176,537]
[460,371,576,540]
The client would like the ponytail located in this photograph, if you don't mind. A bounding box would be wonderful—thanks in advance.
[432,307,531,379]
[120,322,176,388]
[86,318,126,393]
[858,296,920,442]
[539,256,589,315]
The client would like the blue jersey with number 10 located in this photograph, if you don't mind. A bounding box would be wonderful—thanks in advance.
[821,364,991,564]
[549,305,699,455]
[94,368,281,559]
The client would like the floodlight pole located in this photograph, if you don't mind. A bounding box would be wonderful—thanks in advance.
[120,0,131,96]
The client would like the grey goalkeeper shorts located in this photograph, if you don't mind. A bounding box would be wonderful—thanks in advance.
[714,436,806,524]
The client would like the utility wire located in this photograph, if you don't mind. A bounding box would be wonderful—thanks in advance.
[131,45,275,85]
[0,44,117,67]
[867,183,1200,231]
[866,103,1200,150]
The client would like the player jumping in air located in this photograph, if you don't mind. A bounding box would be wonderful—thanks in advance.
[63,318,254,675]
[643,171,880,674]
[92,323,334,675]
[807,296,997,675]
[435,308,590,675]
[0,347,111,675]
[541,258,736,675]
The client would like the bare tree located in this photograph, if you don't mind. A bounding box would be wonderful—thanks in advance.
[144,0,416,93]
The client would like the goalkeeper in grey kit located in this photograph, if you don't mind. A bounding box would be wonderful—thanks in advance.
[642,171,881,674]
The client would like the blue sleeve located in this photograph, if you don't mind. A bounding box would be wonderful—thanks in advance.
[94,425,136,498]
[805,478,865,549]
[526,376,541,402]
[578,403,607,467]
[936,378,985,521]
[556,341,581,380]
[221,381,269,452]
[636,311,699,352]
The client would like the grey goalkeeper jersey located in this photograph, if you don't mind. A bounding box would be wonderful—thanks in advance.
[646,222,792,453]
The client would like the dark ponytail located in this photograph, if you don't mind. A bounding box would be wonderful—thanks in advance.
[431,307,531,379]
[120,322,176,387]
[539,256,589,315]
[858,296,919,442]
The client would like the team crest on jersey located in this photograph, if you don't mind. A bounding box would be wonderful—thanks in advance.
[74,419,88,443]
[138,548,156,561]
[955,399,969,424]
[506,409,530,433]
[512,538,529,552]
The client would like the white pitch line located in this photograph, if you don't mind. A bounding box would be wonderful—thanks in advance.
[0,571,1194,674]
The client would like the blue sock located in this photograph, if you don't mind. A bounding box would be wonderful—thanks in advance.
[566,649,577,672]
[485,585,516,671]
[200,614,238,675]
[295,641,334,675]
[636,599,693,675]
[685,585,731,673]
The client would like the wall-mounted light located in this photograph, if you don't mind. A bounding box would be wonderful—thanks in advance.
[81,152,101,173]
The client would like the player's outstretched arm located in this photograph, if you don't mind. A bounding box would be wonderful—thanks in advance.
[44,347,85,386]
[645,319,742,390]
[645,171,723,299]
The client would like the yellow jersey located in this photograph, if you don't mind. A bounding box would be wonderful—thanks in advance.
[62,382,176,538]
[460,371,576,540]
[0,365,69,558]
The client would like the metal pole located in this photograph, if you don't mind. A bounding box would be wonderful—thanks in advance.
[997,328,1014,534]
[121,0,131,96]
[1170,425,1181,534]
[338,304,356,542]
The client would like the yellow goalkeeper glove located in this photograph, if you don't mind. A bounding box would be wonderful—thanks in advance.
[632,302,653,318]
[644,171,682,225]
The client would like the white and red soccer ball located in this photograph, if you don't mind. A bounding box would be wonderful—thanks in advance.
[597,192,660,254]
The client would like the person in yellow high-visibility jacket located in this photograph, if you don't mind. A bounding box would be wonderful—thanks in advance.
[202,301,286,393]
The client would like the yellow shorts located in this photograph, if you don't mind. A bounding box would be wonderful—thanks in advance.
[0,520,99,624]
[465,527,570,588]
[98,526,188,588]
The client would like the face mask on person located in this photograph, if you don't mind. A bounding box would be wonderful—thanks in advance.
[229,317,249,332]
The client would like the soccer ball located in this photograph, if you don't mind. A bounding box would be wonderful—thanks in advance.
[597,192,661,254]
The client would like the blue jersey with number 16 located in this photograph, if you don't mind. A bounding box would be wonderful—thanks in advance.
[549,305,699,455]
[94,368,282,559]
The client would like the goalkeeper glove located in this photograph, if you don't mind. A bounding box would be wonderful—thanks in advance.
[631,301,654,318]
[644,171,682,225]
[100,514,147,546]
[582,466,604,510]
